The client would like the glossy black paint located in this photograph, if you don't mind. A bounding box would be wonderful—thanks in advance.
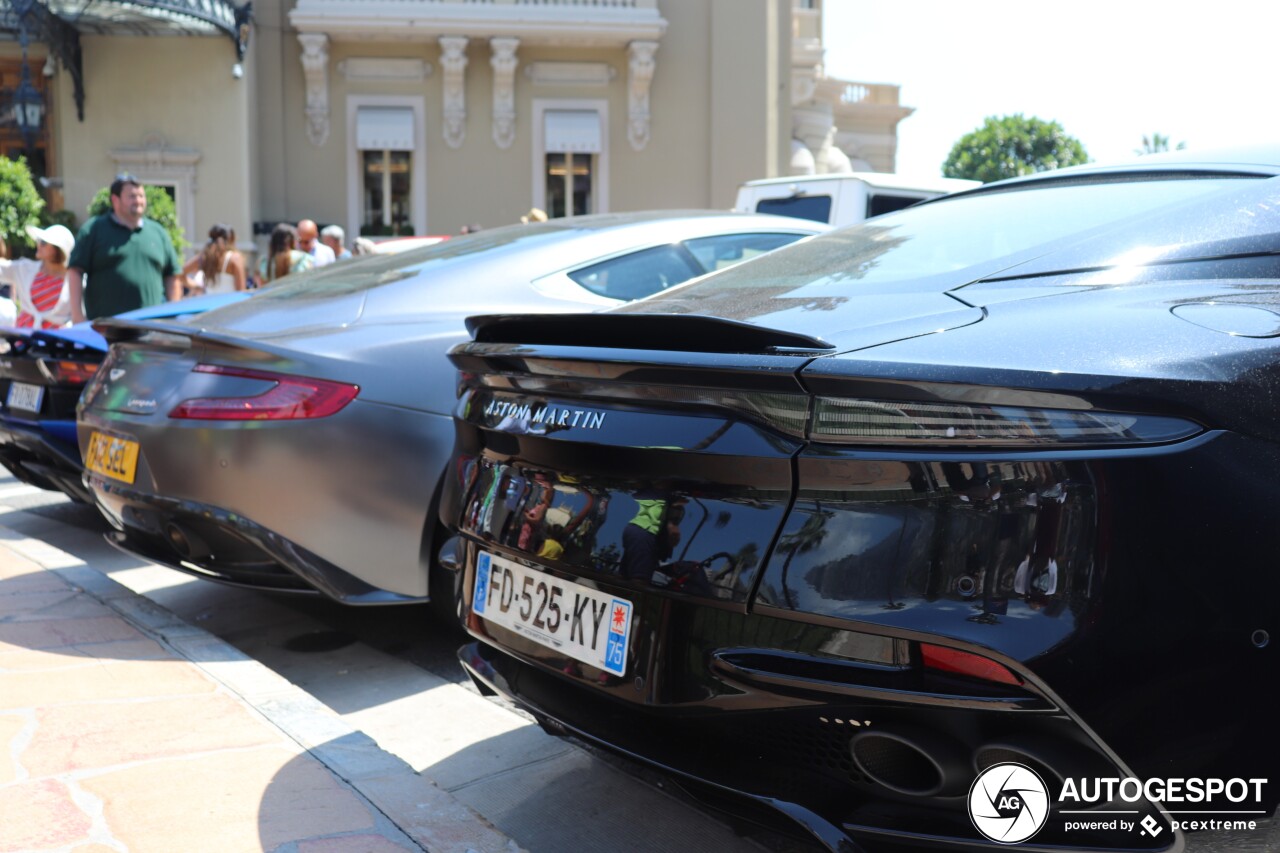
[443,159,1280,851]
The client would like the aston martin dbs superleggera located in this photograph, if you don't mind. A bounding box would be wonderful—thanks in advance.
[76,212,822,605]
[445,146,1280,851]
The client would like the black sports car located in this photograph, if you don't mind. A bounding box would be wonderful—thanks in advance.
[444,146,1280,851]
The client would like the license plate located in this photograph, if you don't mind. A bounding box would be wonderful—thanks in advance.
[6,382,43,414]
[84,431,140,484]
[472,550,633,677]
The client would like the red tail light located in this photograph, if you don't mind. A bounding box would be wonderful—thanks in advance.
[168,364,359,421]
[920,643,1022,686]
[53,360,100,385]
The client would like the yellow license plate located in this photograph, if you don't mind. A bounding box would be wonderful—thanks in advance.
[84,431,140,484]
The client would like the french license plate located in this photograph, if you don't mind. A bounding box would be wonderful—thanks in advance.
[6,382,43,414]
[84,431,140,484]
[472,550,633,677]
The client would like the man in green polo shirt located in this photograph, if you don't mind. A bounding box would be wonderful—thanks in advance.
[67,174,182,323]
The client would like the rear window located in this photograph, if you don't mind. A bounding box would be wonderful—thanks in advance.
[755,195,833,223]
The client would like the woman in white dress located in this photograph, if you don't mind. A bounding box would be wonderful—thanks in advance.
[183,223,246,296]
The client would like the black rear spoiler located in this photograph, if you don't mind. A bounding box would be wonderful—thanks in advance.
[466,313,834,354]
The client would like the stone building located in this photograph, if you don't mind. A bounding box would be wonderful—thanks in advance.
[1,0,914,253]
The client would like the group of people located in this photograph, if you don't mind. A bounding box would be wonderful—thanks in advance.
[0,173,366,329]
[0,173,171,328]
[256,219,357,285]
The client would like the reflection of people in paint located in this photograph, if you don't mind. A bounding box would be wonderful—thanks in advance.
[518,474,554,551]
[620,491,686,581]
[537,524,566,561]
[1014,473,1065,598]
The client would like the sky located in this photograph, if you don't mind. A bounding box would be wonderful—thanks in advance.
[821,1,1280,177]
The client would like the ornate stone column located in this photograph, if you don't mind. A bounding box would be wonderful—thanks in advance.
[298,33,331,147]
[490,37,519,149]
[627,40,658,151]
[439,36,469,149]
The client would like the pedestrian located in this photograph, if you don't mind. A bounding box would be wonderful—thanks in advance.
[319,224,352,261]
[182,223,247,295]
[257,223,314,284]
[520,208,548,224]
[0,224,76,328]
[352,237,378,256]
[296,219,336,267]
[66,173,182,323]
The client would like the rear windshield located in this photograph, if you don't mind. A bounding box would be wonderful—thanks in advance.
[623,175,1268,323]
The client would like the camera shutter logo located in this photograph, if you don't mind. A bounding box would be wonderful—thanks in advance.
[968,762,1051,844]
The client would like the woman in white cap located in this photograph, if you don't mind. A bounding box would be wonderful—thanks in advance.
[0,224,76,328]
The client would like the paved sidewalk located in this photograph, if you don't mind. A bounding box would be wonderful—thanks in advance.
[0,528,519,853]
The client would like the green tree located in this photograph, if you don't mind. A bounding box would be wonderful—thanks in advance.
[0,156,46,255]
[943,114,1089,183]
[1135,133,1187,155]
[87,185,189,252]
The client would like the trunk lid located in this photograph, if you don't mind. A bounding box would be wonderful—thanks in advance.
[447,330,815,703]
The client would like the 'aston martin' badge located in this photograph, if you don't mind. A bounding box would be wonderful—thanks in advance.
[483,399,607,431]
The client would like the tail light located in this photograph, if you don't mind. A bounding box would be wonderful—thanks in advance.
[168,364,359,421]
[811,397,1200,447]
[920,643,1022,686]
[52,360,100,385]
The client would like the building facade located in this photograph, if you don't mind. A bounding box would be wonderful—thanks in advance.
[3,0,914,255]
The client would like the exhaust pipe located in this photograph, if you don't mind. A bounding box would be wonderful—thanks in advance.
[974,734,1109,794]
[850,726,969,797]
[165,522,211,561]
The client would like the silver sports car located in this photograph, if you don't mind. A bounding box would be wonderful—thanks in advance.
[76,211,825,606]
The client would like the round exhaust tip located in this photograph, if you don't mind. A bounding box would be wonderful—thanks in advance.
[850,728,966,797]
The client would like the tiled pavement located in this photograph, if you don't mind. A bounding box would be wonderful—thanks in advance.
[0,531,518,853]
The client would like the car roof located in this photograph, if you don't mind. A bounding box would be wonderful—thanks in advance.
[955,142,1280,197]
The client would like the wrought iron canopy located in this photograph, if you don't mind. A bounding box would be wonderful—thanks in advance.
[1,1,253,123]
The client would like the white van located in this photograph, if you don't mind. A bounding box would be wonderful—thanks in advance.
[734,172,979,227]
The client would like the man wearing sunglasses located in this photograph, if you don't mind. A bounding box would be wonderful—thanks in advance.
[66,173,181,323]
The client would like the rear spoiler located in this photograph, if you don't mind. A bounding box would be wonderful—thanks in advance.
[90,316,301,363]
[466,313,834,354]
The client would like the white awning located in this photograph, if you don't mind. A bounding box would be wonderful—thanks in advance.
[356,107,415,150]
[545,110,602,154]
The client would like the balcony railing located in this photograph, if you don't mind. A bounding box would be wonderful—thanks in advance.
[839,81,901,106]
[291,0,666,46]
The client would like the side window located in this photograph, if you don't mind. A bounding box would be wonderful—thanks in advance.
[683,233,804,273]
[567,245,702,302]
[867,194,923,218]
[755,195,832,223]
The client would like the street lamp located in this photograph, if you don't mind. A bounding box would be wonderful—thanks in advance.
[9,0,44,151]
[12,67,44,150]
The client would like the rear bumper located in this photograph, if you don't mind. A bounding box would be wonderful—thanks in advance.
[461,639,1179,853]
[89,477,426,604]
[0,417,91,502]
[460,639,872,851]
